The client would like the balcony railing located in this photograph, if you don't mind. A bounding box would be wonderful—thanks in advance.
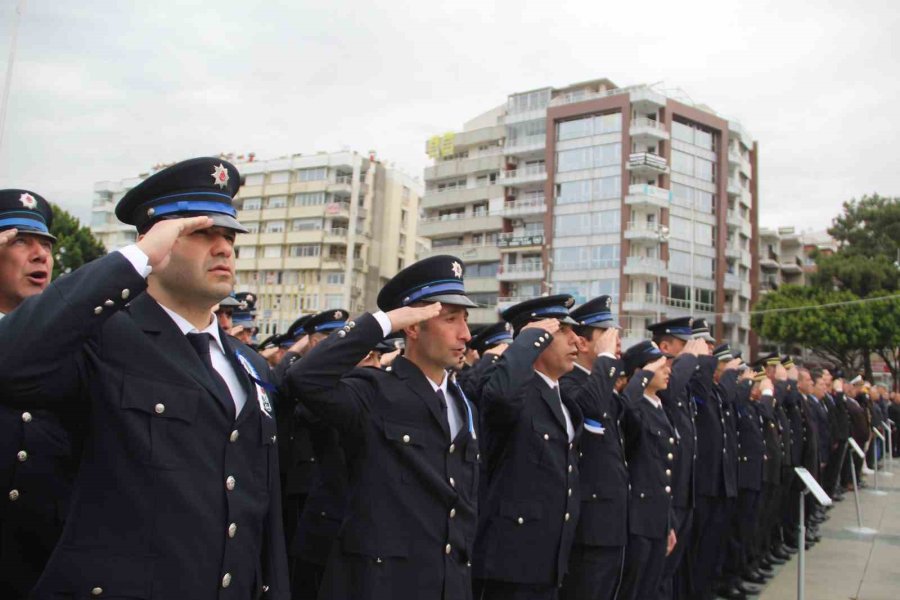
[497,233,544,248]
[553,259,620,271]
[501,164,547,184]
[334,175,353,185]
[504,135,546,154]
[497,262,544,281]
[495,197,546,217]
[627,152,669,173]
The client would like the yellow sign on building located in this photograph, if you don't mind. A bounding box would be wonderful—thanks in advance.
[427,132,456,159]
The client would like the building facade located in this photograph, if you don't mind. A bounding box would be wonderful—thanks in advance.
[91,151,422,335]
[421,78,759,355]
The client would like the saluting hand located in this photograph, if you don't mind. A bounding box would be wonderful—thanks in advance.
[774,364,788,381]
[592,327,619,357]
[679,339,703,357]
[725,358,742,370]
[0,228,18,248]
[760,377,775,394]
[288,334,310,355]
[136,216,214,270]
[386,302,443,332]
[833,379,844,393]
[645,356,668,373]
[521,318,560,336]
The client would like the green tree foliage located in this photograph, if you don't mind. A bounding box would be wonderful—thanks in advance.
[810,194,900,295]
[48,204,106,279]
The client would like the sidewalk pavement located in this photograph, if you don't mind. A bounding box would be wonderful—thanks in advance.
[757,464,900,600]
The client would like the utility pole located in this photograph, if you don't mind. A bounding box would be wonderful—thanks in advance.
[0,0,28,167]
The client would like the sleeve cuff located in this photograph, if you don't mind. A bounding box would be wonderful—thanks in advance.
[117,244,152,278]
[372,311,392,337]
[762,389,774,397]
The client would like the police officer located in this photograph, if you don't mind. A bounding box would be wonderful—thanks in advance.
[215,292,242,330]
[0,190,74,599]
[617,340,679,600]
[474,295,583,600]
[459,321,514,407]
[0,158,289,598]
[285,255,480,599]
[647,317,705,600]
[231,291,258,344]
[557,295,626,600]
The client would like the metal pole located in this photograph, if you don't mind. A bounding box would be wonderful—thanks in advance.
[0,0,28,163]
[689,198,695,317]
[849,443,863,528]
[798,489,806,600]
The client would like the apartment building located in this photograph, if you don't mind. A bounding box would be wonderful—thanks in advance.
[421,78,759,355]
[91,151,422,335]
[758,226,836,293]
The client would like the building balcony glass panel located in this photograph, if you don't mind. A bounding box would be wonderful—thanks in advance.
[494,196,546,218]
[624,221,665,243]
[626,152,669,175]
[623,256,666,277]
[501,165,547,186]
[504,135,546,156]
[625,184,671,209]
[630,118,669,141]
[622,292,667,314]
[497,262,544,282]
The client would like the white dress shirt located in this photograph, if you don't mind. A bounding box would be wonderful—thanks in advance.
[116,244,247,416]
[426,372,463,440]
[535,370,575,442]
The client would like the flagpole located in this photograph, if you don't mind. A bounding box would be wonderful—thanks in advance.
[0,0,28,168]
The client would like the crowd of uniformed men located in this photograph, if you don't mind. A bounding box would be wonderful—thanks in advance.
[0,157,897,600]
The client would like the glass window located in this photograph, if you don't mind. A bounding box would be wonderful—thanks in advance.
[594,113,622,134]
[324,294,343,309]
[289,244,320,257]
[298,167,328,182]
[592,143,621,167]
[264,220,285,233]
[669,250,691,274]
[670,216,691,240]
[592,244,620,268]
[244,174,265,186]
[263,245,282,258]
[267,195,287,208]
[244,221,260,233]
[293,192,327,206]
[283,271,300,285]
[558,116,592,141]
[694,158,714,182]
[292,218,321,231]
[90,212,107,226]
[326,272,345,285]
[694,129,713,151]
[672,150,693,175]
[242,197,262,210]
[694,255,714,278]
[269,171,290,184]
[469,262,499,277]
[695,222,713,246]
[672,122,694,144]
[593,209,621,233]
[239,246,256,259]
[557,148,592,172]
[433,237,463,248]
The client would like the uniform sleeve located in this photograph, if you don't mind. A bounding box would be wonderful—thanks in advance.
[0,252,147,408]
[568,355,619,419]
[284,312,383,441]
[660,354,698,408]
[482,328,553,428]
[688,355,717,403]
[618,369,654,443]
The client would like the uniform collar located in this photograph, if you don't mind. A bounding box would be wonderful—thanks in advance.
[644,394,662,409]
[534,369,558,389]
[573,363,591,376]
[426,370,450,396]
[157,302,225,354]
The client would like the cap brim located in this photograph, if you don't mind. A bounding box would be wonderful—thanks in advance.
[586,319,621,330]
[8,227,57,243]
[427,293,479,308]
[698,334,716,343]
[560,316,578,325]
[671,333,693,341]
[209,213,249,233]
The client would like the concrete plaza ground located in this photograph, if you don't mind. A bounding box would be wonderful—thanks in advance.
[756,464,900,600]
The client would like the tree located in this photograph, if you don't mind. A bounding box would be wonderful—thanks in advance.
[49,204,106,279]
[810,194,900,296]
[752,286,899,382]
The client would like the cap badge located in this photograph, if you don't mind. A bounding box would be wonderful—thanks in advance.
[451,261,463,278]
[19,193,37,210]
[565,297,575,308]
[211,163,230,189]
[333,311,342,320]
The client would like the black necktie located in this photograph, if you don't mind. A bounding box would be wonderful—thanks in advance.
[186,332,234,404]
[435,389,453,438]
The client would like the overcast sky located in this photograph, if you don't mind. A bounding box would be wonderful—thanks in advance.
[0,0,896,233]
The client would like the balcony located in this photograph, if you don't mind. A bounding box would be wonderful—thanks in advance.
[494,196,546,218]
[724,273,741,291]
[324,201,351,217]
[629,86,667,110]
[421,184,503,210]
[625,183,671,209]
[418,213,503,237]
[504,135,546,156]
[727,178,742,197]
[725,244,740,259]
[726,210,742,230]
[497,262,545,282]
[549,87,629,108]
[780,258,803,274]
[501,164,547,186]
[624,221,665,243]
[622,293,666,314]
[424,153,504,180]
[630,118,669,141]
[420,244,500,263]
[497,232,544,249]
[626,152,669,175]
[728,148,741,166]
[760,253,779,270]
[328,176,353,195]
[665,296,715,314]
[324,228,348,242]
[624,256,667,277]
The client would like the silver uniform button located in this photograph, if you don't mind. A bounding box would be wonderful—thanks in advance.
[669,437,675,444]
[665,486,672,493]
[9,489,19,501]
[534,342,541,348]
[226,476,236,491]
[449,477,455,488]
[230,430,239,443]
[154,403,165,414]
[17,451,27,462]
[565,512,570,521]
[337,330,346,338]
[402,434,410,444]
[21,412,32,423]
[121,289,130,299]
[222,573,232,588]
[667,453,674,460]
[104,299,114,307]
[449,444,455,454]
[445,544,452,555]
[666,469,672,476]
[568,465,573,473]
[228,523,237,538]
[517,517,524,525]
[94,306,103,315]
[543,434,549,441]
[91,587,103,596]
[450,508,456,518]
